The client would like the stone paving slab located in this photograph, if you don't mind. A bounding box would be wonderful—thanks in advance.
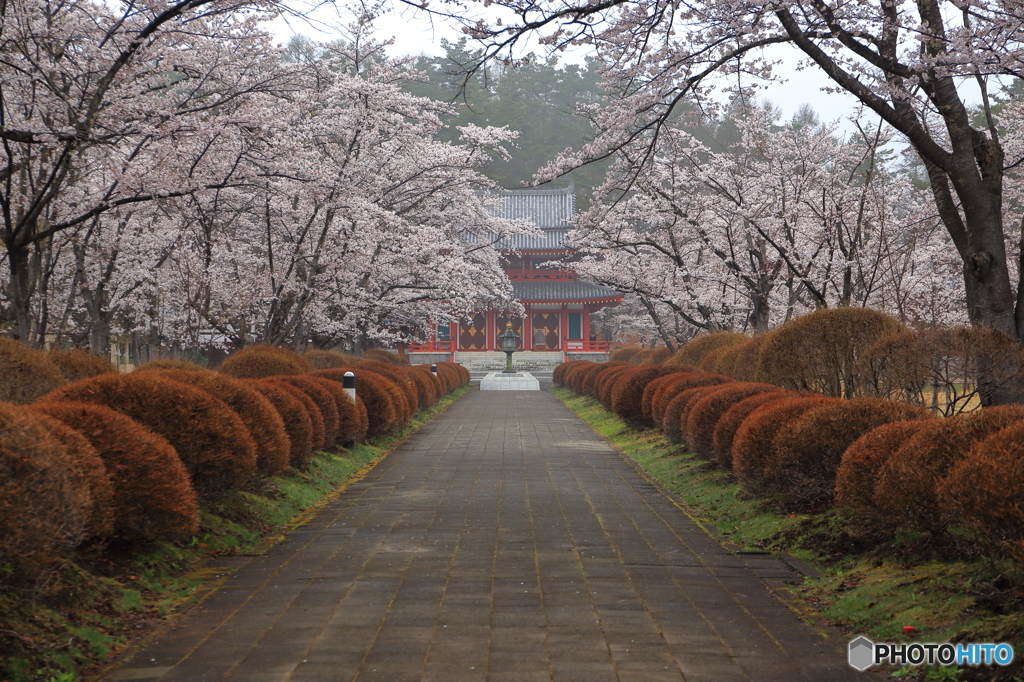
[102,390,862,682]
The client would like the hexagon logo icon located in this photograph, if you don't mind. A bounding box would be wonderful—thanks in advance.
[848,636,875,671]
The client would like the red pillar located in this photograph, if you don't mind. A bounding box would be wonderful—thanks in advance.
[583,306,591,349]
[486,310,495,350]
[524,306,532,351]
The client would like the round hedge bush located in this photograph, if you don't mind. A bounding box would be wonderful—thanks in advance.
[30,410,116,538]
[301,375,367,444]
[939,420,1024,555]
[834,419,937,532]
[265,379,325,451]
[554,360,587,386]
[874,405,1024,534]
[311,368,399,438]
[219,345,311,379]
[671,332,747,366]
[663,384,732,444]
[31,401,198,541]
[48,348,117,381]
[144,369,291,477]
[609,346,643,363]
[600,366,638,411]
[685,382,780,461]
[0,403,90,567]
[755,308,904,397]
[0,337,67,404]
[651,373,731,425]
[272,375,341,447]
[612,365,693,428]
[305,350,360,370]
[243,380,313,469]
[583,362,631,397]
[44,373,257,494]
[635,348,673,366]
[729,334,773,382]
[355,361,419,419]
[712,391,792,469]
[407,368,438,409]
[565,362,601,393]
[732,396,837,496]
[768,398,932,510]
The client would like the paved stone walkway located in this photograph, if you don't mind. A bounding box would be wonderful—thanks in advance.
[103,390,860,682]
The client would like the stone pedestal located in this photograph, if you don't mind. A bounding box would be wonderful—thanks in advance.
[480,372,541,391]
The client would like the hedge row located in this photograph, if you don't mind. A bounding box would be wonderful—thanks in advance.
[555,346,1024,561]
[658,309,1024,411]
[0,343,468,571]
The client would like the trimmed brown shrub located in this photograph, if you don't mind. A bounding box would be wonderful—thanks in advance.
[0,337,66,404]
[32,401,198,541]
[364,349,409,366]
[355,361,418,420]
[219,344,311,379]
[440,362,470,386]
[860,327,1024,415]
[639,368,698,427]
[302,376,367,445]
[756,308,904,398]
[635,348,673,366]
[593,364,635,402]
[29,410,116,538]
[671,332,747,366]
[48,348,117,381]
[407,368,438,409]
[134,359,206,372]
[243,380,313,469]
[272,375,340,447]
[432,363,460,393]
[729,334,773,381]
[141,369,290,477]
[564,362,600,393]
[305,350,360,369]
[600,366,637,411]
[554,360,587,387]
[696,346,731,372]
[411,367,444,403]
[712,391,793,469]
[710,343,745,378]
[835,420,937,531]
[663,384,733,444]
[612,365,693,427]
[44,373,257,494]
[768,398,932,510]
[265,379,325,452]
[311,368,399,438]
[732,396,836,496]
[610,346,643,362]
[651,373,731,425]
[685,383,781,461]
[583,361,631,397]
[940,420,1024,554]
[0,403,90,567]
[874,405,1024,533]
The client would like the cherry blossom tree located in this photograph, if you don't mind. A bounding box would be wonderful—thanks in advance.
[38,31,532,354]
[566,105,964,338]
[0,0,297,345]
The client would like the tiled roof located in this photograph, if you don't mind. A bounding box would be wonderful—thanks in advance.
[494,229,568,251]
[512,280,622,303]
[491,183,576,229]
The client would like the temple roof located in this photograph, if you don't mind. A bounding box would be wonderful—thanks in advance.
[493,229,569,251]
[491,182,576,229]
[512,279,622,304]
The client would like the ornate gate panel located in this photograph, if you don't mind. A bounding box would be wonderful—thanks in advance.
[458,313,488,350]
[494,315,523,350]
[531,312,560,350]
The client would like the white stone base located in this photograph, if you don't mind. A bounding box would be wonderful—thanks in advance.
[480,372,541,391]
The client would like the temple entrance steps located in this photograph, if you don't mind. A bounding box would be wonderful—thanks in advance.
[454,350,564,372]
